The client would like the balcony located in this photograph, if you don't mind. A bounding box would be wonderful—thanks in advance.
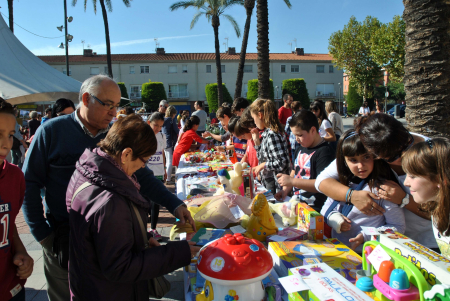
[315,91,336,98]
[130,92,141,99]
[168,91,189,99]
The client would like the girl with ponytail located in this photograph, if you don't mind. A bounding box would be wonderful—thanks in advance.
[249,99,291,195]
[172,115,210,167]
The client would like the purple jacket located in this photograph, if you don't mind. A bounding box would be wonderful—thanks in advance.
[66,148,191,301]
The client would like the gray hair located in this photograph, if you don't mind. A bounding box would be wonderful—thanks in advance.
[78,74,113,107]
[30,111,38,119]
[159,100,168,107]
[149,112,165,123]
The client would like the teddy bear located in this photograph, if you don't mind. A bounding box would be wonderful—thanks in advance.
[268,195,300,227]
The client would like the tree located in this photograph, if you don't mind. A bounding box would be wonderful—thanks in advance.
[282,78,309,109]
[7,0,13,32]
[234,0,255,99]
[247,78,274,102]
[205,83,233,112]
[329,16,382,101]
[403,0,450,138]
[72,0,132,78]
[141,81,167,111]
[256,0,291,99]
[170,0,243,106]
[117,82,129,107]
[346,81,363,115]
[370,15,406,83]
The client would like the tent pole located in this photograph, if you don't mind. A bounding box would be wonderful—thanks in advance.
[64,0,69,77]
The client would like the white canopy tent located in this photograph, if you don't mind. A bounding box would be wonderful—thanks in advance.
[0,14,81,105]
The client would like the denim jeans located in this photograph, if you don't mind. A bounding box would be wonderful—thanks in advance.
[10,149,22,169]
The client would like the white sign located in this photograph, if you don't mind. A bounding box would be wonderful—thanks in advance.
[361,226,379,236]
[367,245,391,271]
[278,275,310,294]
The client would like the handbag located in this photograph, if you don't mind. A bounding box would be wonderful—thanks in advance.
[129,201,171,299]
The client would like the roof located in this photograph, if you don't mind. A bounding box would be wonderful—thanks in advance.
[0,15,81,105]
[37,52,333,64]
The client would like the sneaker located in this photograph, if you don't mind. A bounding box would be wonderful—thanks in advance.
[150,229,162,241]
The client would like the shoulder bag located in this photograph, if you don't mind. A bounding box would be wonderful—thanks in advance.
[129,201,171,299]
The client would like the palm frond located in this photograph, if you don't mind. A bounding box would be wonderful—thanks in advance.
[122,0,131,8]
[222,0,244,10]
[190,11,206,29]
[223,14,241,37]
[283,0,292,9]
[92,0,97,13]
[105,0,112,12]
[170,1,199,11]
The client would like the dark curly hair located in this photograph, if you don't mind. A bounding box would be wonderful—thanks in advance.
[0,97,15,115]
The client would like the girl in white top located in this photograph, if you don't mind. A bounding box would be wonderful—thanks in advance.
[325,101,344,137]
[359,101,370,116]
[310,101,336,142]
[402,138,450,258]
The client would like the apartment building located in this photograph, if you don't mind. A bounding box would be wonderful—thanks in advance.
[38,47,343,111]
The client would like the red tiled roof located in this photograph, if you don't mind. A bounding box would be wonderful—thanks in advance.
[37,52,333,63]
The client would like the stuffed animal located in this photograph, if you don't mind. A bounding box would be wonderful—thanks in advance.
[268,196,300,227]
[244,194,277,241]
[217,169,233,193]
[228,162,244,195]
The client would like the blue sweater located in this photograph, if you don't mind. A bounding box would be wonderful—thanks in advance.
[22,112,183,242]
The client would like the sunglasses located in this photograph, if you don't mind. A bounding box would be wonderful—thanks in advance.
[383,133,415,163]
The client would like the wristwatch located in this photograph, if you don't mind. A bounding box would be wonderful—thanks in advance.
[400,194,410,208]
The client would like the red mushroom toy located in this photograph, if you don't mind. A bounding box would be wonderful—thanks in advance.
[196,233,273,301]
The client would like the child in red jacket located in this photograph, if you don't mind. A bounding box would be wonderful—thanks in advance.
[0,98,34,301]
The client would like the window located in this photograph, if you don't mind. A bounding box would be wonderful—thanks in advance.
[168,65,177,73]
[243,65,253,73]
[316,65,325,73]
[168,84,188,98]
[182,65,188,73]
[104,66,109,74]
[140,66,149,74]
[329,65,334,73]
[291,65,299,73]
[281,65,286,73]
[206,65,212,73]
[90,67,100,75]
[129,66,135,74]
[316,84,335,97]
[62,67,71,76]
[221,65,225,73]
[130,85,141,98]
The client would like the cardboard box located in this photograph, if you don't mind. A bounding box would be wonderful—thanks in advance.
[297,203,324,240]
[268,239,363,283]
[288,263,373,301]
[377,231,450,286]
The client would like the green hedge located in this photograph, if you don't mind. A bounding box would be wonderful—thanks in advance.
[247,79,274,103]
[141,81,167,111]
[117,82,129,107]
[282,78,309,109]
[205,83,232,112]
[347,81,363,114]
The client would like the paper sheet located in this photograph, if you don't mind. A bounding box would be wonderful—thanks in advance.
[230,225,246,234]
[268,235,288,242]
[278,275,310,294]
[367,245,391,271]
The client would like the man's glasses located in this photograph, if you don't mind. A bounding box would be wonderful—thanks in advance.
[90,94,120,111]
[384,133,415,163]
[138,157,147,164]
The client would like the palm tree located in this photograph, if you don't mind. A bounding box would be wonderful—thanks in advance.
[171,0,243,106]
[403,0,450,137]
[234,0,255,99]
[72,0,132,78]
[256,0,291,99]
[7,0,13,32]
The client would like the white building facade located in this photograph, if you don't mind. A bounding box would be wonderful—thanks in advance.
[38,48,343,111]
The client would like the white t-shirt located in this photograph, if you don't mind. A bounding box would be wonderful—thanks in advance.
[359,107,370,115]
[328,112,343,136]
[192,109,207,131]
[432,217,450,259]
[146,132,166,177]
[180,118,186,129]
[319,119,332,138]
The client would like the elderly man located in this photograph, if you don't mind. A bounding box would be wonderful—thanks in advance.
[22,75,195,301]
[192,101,207,136]
[159,99,169,114]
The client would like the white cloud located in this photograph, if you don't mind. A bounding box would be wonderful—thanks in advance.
[30,33,212,55]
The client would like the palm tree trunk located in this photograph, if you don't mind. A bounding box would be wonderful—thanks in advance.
[234,0,255,100]
[256,0,270,99]
[99,0,113,78]
[7,0,13,33]
[403,0,450,137]
[213,15,224,106]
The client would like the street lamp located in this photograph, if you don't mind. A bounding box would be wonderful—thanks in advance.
[275,86,279,100]
[57,0,73,77]
[338,83,341,114]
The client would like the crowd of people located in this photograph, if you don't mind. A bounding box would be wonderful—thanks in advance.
[1,74,450,300]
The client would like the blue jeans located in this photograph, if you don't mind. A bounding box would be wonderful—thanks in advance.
[9,286,25,301]
[10,149,23,169]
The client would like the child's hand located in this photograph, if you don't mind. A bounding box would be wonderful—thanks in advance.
[250,128,260,146]
[202,132,211,138]
[340,216,352,232]
[349,233,365,251]
[253,163,265,176]
[13,252,34,280]
[148,237,161,248]
[277,173,293,187]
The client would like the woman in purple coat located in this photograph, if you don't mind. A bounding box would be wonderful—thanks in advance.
[67,115,199,301]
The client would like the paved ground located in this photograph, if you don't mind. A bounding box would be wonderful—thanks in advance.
[19,116,407,300]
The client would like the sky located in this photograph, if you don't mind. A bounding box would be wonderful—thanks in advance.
[0,0,405,56]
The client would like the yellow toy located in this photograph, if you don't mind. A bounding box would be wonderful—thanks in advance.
[244,194,278,241]
[228,162,244,195]
[268,196,300,227]
[196,280,214,301]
